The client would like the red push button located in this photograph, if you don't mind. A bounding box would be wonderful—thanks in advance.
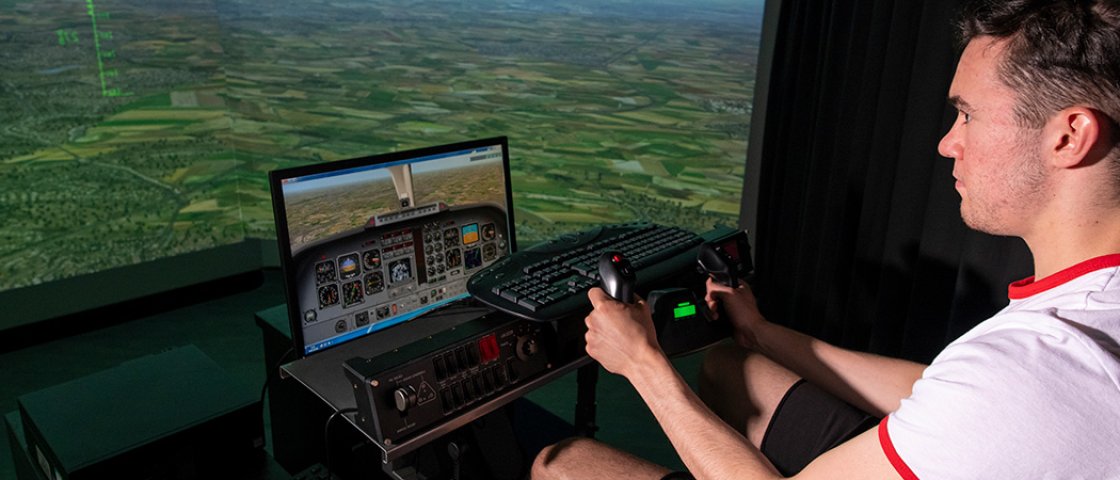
[478,334,500,364]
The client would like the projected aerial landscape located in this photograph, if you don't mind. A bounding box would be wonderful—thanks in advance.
[0,0,762,290]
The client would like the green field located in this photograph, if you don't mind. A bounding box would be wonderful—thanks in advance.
[0,0,762,290]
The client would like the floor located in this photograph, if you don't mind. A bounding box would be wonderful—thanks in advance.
[0,268,704,479]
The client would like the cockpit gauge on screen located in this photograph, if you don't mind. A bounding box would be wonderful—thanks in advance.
[269,137,516,357]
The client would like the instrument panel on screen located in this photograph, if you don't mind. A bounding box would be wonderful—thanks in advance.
[270,138,516,357]
[292,207,510,354]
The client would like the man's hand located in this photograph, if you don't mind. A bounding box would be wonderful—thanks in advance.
[583,286,902,480]
[705,277,766,350]
[584,287,664,378]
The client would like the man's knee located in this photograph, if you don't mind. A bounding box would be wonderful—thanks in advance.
[700,342,746,391]
[531,437,672,480]
[535,436,622,476]
[698,343,799,439]
[699,343,750,426]
[700,343,797,396]
[531,437,595,480]
[698,342,760,407]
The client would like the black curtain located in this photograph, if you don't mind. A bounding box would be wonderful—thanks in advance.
[753,0,1033,363]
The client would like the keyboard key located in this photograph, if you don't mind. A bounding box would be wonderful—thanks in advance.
[572,263,595,276]
[518,298,542,311]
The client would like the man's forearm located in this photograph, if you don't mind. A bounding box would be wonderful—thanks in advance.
[751,321,926,416]
[629,350,783,480]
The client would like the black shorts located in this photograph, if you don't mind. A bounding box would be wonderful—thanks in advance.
[662,379,878,480]
[760,379,879,475]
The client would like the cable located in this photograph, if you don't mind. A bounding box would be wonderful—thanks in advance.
[448,441,469,480]
[324,407,358,480]
[258,346,295,455]
[260,347,295,407]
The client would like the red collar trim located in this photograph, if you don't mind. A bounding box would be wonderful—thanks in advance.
[1008,254,1120,300]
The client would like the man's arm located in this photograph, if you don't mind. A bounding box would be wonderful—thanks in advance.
[706,279,925,416]
[752,320,925,416]
[584,288,900,479]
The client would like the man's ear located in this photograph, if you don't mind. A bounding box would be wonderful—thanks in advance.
[1047,106,1107,168]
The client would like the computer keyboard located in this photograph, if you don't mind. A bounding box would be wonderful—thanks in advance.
[468,222,733,322]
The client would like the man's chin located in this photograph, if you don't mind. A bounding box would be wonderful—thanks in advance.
[960,208,988,232]
[961,212,1015,237]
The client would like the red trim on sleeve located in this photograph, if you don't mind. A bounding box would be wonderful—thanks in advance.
[878,417,919,480]
[1008,253,1120,300]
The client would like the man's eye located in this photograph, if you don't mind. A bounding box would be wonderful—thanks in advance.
[962,112,972,124]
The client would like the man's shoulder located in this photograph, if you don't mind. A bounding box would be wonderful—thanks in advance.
[889,306,1120,479]
[951,271,1120,363]
[939,308,1120,375]
[914,308,1120,423]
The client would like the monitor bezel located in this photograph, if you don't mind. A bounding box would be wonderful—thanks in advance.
[267,136,517,358]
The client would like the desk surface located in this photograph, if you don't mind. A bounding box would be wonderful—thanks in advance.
[254,304,290,338]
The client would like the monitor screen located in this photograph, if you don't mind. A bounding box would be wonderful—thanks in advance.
[269,137,516,357]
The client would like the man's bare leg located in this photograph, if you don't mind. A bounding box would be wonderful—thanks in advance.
[531,437,674,480]
[698,342,801,447]
[532,343,798,479]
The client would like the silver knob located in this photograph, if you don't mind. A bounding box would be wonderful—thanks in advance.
[393,386,417,413]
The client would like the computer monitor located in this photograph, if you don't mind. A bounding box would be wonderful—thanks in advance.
[269,137,516,357]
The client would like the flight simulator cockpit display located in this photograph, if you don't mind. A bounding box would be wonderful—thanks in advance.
[270,138,515,356]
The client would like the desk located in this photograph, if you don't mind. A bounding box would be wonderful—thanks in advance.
[258,303,590,479]
[5,410,292,480]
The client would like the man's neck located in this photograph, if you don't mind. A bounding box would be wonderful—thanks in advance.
[1025,209,1120,279]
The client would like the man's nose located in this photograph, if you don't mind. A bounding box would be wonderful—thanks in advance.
[938,125,961,160]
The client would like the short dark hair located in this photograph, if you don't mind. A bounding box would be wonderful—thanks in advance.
[957,0,1120,133]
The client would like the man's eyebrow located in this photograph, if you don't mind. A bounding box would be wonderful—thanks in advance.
[948,95,971,110]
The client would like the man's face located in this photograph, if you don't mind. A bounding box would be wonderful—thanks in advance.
[938,37,1047,236]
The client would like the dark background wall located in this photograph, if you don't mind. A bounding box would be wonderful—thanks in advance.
[752,0,1033,363]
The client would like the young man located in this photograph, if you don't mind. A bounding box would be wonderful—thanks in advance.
[532,0,1120,478]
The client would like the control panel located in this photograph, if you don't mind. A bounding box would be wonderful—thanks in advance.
[343,313,553,446]
[291,204,510,354]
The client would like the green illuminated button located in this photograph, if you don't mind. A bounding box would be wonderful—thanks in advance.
[673,303,696,319]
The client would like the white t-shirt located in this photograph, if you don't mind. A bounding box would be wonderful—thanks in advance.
[881,254,1120,480]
